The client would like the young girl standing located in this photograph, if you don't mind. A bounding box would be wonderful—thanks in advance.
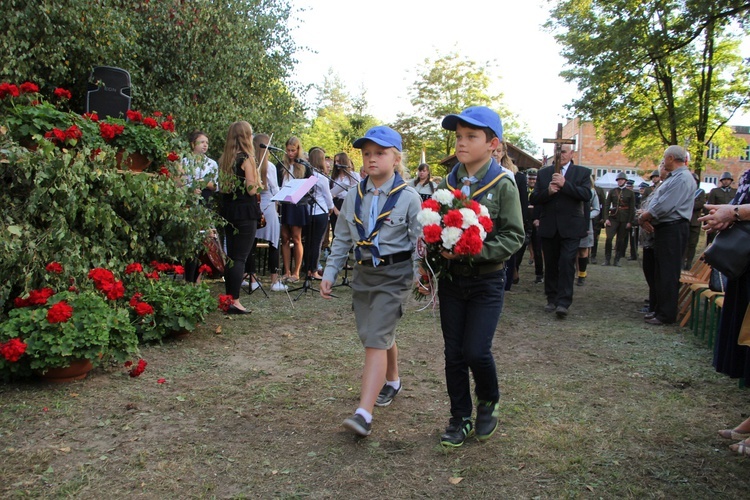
[277,137,312,282]
[320,126,422,437]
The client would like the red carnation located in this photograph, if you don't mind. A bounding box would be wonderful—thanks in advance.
[142,117,158,128]
[133,301,154,317]
[0,82,20,99]
[126,110,143,122]
[454,226,483,255]
[198,264,212,275]
[167,151,179,162]
[45,262,64,274]
[83,112,99,122]
[218,294,233,312]
[19,81,39,94]
[421,199,440,212]
[28,287,55,306]
[443,209,464,228]
[54,87,72,100]
[452,189,465,199]
[47,300,73,323]
[0,338,27,362]
[129,359,147,377]
[465,200,481,215]
[478,215,493,233]
[422,224,443,244]
[125,262,143,275]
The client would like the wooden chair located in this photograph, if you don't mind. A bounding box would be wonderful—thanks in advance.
[677,264,712,325]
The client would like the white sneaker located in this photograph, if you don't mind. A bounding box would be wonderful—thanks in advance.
[241,279,249,287]
[250,282,260,291]
[271,281,288,292]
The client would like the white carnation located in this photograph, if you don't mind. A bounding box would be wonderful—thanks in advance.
[441,226,463,250]
[459,208,478,229]
[478,204,490,217]
[433,189,455,205]
[479,226,487,240]
[417,209,441,226]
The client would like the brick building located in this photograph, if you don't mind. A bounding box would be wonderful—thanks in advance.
[560,118,750,183]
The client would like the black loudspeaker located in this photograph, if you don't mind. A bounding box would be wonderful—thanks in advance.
[86,66,131,119]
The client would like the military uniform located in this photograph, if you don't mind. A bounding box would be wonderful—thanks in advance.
[603,177,636,266]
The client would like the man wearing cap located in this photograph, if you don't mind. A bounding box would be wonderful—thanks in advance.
[638,145,694,325]
[527,169,544,282]
[602,172,635,266]
[529,145,592,318]
[706,172,737,244]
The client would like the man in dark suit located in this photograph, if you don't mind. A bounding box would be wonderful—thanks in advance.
[529,146,592,318]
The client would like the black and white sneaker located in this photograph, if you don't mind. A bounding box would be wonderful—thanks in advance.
[375,383,401,407]
[342,413,371,436]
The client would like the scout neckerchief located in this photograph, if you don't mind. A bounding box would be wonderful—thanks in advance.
[353,172,407,264]
[446,158,507,202]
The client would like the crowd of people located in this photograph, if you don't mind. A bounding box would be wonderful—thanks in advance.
[178,115,750,454]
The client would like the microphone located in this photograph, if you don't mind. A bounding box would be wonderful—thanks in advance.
[259,143,285,152]
[295,158,313,167]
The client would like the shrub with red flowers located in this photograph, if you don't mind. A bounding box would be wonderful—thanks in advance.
[413,188,494,301]
[97,110,177,164]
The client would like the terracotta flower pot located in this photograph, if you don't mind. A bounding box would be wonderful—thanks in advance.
[36,358,94,383]
[115,150,152,172]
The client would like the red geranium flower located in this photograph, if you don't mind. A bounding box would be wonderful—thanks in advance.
[47,300,73,323]
[421,199,440,212]
[102,280,125,301]
[422,224,443,244]
[99,122,124,141]
[160,120,175,132]
[172,265,185,275]
[126,110,143,122]
[44,128,66,143]
[152,111,163,117]
[83,112,99,122]
[19,81,39,94]
[159,167,170,177]
[45,262,64,274]
[129,293,143,307]
[0,82,20,99]
[54,87,72,100]
[198,264,212,275]
[145,271,159,280]
[218,294,233,312]
[65,124,82,140]
[88,268,115,289]
[125,262,143,275]
[133,301,154,316]
[129,359,147,377]
[28,287,55,306]
[142,117,158,128]
[0,338,27,362]
[443,209,464,228]
[167,151,179,162]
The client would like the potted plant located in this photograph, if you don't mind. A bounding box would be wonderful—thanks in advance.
[97,110,178,170]
[124,262,217,342]
[0,263,140,381]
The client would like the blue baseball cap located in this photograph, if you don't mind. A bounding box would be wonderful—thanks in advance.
[441,106,503,140]
[352,126,402,151]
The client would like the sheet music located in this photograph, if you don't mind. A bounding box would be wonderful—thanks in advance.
[270,176,317,204]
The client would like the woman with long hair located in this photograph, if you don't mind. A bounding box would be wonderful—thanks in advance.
[305,147,335,280]
[330,152,360,236]
[218,121,262,314]
[277,136,312,282]
[410,163,436,202]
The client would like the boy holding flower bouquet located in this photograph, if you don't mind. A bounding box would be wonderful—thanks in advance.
[417,106,524,447]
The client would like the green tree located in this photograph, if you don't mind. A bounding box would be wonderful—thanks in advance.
[394,52,536,176]
[547,0,750,174]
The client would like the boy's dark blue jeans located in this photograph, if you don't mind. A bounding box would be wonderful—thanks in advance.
[438,269,505,419]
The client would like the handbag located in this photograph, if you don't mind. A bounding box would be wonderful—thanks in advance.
[703,221,750,281]
[709,267,727,293]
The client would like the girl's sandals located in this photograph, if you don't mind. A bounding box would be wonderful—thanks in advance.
[718,428,750,440]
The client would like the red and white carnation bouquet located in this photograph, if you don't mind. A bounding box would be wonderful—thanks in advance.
[414,188,494,301]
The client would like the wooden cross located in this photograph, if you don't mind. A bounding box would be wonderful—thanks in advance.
[543,123,576,174]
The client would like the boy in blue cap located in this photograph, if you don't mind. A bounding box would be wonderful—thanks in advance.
[418,106,524,447]
[320,126,422,437]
